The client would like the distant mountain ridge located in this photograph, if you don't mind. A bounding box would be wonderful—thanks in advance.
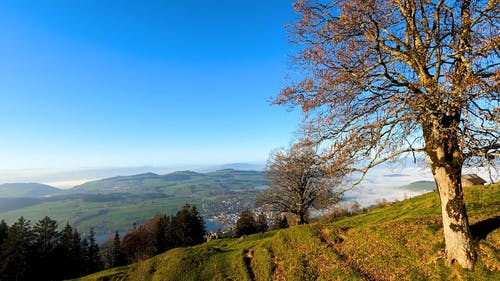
[398,180,436,191]
[69,169,266,195]
[0,183,61,198]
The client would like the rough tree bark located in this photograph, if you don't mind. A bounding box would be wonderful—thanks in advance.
[423,115,476,268]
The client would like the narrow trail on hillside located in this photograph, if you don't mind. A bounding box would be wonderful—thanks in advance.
[243,249,256,281]
[314,227,378,281]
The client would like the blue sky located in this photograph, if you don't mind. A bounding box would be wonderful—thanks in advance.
[0,0,301,171]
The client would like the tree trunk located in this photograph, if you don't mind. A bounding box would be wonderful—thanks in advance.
[430,164,476,269]
[424,118,476,269]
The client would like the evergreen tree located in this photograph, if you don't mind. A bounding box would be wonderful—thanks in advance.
[188,205,206,245]
[33,216,59,256]
[174,204,206,247]
[72,228,85,277]
[155,214,169,254]
[87,228,103,273]
[33,216,60,281]
[60,223,74,253]
[0,217,35,281]
[81,236,90,273]
[0,220,8,257]
[57,223,85,279]
[112,231,125,267]
[59,223,75,278]
[235,209,257,237]
[164,215,178,249]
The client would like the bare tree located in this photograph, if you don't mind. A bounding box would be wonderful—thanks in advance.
[277,0,499,269]
[256,144,341,224]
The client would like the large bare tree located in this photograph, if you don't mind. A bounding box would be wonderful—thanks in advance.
[277,0,499,269]
[255,144,341,224]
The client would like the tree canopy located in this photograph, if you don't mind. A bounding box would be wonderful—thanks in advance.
[278,0,499,269]
[256,144,341,224]
[235,209,258,237]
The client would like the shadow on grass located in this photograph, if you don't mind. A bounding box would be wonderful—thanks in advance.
[471,216,499,240]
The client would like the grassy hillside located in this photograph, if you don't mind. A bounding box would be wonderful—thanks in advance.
[73,183,499,281]
[70,169,267,195]
[0,182,61,197]
[0,196,201,239]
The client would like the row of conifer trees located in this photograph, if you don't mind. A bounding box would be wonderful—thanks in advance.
[0,204,206,281]
[103,204,206,265]
[0,216,101,281]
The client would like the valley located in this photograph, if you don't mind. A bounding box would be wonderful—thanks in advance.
[0,168,436,241]
[0,169,266,239]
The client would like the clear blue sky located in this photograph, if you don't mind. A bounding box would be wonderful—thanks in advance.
[0,0,301,170]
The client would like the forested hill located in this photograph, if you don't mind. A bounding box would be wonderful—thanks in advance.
[74,183,499,281]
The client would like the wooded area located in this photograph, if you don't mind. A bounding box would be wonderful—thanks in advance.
[0,204,206,281]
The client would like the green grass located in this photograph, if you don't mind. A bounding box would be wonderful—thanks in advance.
[0,183,62,197]
[0,196,202,237]
[72,183,499,281]
[69,169,267,196]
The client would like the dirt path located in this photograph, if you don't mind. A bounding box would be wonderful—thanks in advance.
[314,227,378,281]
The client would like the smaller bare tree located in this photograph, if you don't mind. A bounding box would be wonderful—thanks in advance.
[256,144,341,224]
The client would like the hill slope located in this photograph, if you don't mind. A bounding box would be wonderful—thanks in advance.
[0,183,61,198]
[0,169,266,239]
[69,169,266,195]
[73,183,499,281]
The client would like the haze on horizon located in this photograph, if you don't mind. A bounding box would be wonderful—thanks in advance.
[0,162,267,188]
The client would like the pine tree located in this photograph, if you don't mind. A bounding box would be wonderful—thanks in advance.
[188,205,206,245]
[33,216,60,281]
[164,215,177,250]
[155,214,169,254]
[174,204,206,247]
[87,228,103,273]
[59,223,75,279]
[0,217,35,281]
[235,209,257,237]
[0,220,8,257]
[72,228,85,277]
[81,236,90,274]
[112,231,125,267]
[33,216,59,256]
[57,223,85,279]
